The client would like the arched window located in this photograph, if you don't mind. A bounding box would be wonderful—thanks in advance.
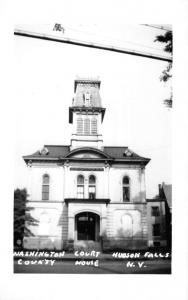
[77,175,84,198]
[91,117,97,134]
[84,118,90,135]
[77,117,83,134]
[89,175,96,199]
[42,174,50,200]
[122,176,130,202]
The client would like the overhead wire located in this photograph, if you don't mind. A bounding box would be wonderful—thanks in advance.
[15,24,170,56]
[64,24,167,54]
[14,29,172,62]
[142,24,172,32]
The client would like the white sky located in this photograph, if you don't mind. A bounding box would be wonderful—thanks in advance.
[14,23,172,198]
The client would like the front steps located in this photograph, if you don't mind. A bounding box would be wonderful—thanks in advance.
[74,240,101,251]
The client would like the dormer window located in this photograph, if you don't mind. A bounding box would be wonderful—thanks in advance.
[40,147,49,155]
[85,92,91,106]
[124,149,132,157]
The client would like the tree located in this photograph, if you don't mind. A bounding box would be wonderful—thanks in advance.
[14,188,38,249]
[155,30,173,107]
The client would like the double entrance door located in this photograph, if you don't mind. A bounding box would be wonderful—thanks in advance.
[76,212,100,241]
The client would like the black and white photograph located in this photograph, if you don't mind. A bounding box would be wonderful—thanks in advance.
[13,23,172,274]
[1,1,188,298]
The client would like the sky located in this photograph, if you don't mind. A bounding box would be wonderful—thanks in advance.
[14,23,172,198]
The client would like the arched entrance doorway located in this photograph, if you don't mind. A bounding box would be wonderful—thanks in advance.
[75,212,100,241]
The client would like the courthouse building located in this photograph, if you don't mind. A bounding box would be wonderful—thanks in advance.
[23,78,167,250]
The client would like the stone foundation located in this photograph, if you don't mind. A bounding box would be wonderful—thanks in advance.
[102,238,148,251]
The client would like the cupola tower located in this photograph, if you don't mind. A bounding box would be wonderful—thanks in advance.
[69,78,106,150]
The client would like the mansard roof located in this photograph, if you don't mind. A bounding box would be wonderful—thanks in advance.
[69,78,105,123]
[104,147,142,159]
[24,145,70,158]
[74,78,101,93]
[23,145,150,166]
[73,78,102,107]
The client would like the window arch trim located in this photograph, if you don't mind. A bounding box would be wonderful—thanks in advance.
[88,174,96,199]
[122,175,131,202]
[77,174,85,199]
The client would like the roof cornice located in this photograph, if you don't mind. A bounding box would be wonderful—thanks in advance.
[69,107,106,123]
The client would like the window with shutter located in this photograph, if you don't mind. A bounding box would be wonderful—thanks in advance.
[84,118,90,135]
[77,117,83,134]
[91,117,97,134]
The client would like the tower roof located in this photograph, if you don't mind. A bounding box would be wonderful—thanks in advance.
[69,77,105,123]
[72,78,102,108]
